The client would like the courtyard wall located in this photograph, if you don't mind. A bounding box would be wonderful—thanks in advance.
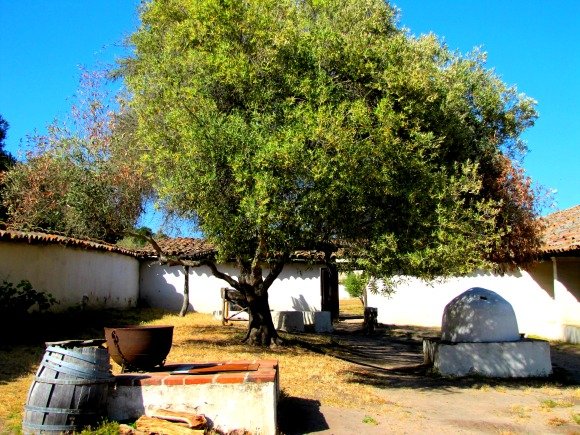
[367,257,580,343]
[0,240,139,310]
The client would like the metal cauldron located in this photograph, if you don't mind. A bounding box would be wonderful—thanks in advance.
[104,325,174,371]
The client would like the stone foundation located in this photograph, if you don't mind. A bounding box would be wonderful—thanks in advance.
[423,337,552,378]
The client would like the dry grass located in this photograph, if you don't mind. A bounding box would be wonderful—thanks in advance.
[547,416,568,426]
[117,312,388,410]
[2,308,578,434]
[0,308,387,433]
[540,398,574,409]
[339,298,364,316]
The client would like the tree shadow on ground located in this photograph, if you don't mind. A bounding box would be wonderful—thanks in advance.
[277,395,329,435]
[344,364,577,391]
[180,326,341,358]
[293,320,580,390]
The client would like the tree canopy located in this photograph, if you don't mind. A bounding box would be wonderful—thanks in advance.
[121,0,540,344]
[1,71,150,243]
[0,115,15,172]
[0,114,16,221]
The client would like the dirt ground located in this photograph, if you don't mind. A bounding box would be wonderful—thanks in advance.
[278,319,580,435]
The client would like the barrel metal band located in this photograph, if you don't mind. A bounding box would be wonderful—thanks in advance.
[42,354,113,380]
[23,422,83,431]
[25,404,97,415]
[34,375,113,385]
[45,346,101,364]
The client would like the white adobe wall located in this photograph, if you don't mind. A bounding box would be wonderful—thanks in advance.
[367,259,579,342]
[553,257,580,326]
[139,261,322,314]
[338,284,352,300]
[139,262,235,313]
[0,241,139,311]
[267,264,321,311]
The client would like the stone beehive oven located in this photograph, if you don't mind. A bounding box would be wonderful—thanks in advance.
[424,287,552,377]
[441,287,520,343]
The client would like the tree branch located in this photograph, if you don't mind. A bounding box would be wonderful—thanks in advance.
[202,259,240,289]
[127,230,206,267]
[263,253,288,290]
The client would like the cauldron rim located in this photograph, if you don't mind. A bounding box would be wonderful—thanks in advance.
[104,325,174,330]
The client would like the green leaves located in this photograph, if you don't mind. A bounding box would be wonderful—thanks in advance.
[124,0,541,281]
[2,71,149,242]
[0,280,58,318]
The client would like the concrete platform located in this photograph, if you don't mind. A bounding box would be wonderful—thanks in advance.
[272,310,333,333]
[272,311,305,332]
[107,359,279,434]
[303,311,333,333]
[423,337,553,378]
[563,325,580,344]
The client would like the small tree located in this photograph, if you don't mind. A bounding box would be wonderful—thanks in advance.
[0,115,15,171]
[2,70,150,243]
[343,272,368,306]
[0,280,58,319]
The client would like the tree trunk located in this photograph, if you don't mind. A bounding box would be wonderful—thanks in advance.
[203,253,287,347]
[238,257,286,347]
[243,288,279,346]
[179,265,190,317]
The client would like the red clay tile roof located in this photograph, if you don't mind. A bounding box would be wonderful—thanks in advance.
[540,205,580,255]
[136,237,326,262]
[0,229,138,257]
[136,237,216,260]
[0,228,325,262]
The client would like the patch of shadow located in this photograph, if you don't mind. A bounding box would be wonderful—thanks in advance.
[550,347,580,385]
[0,308,172,384]
[277,396,329,435]
[0,344,44,385]
[550,364,580,385]
[445,419,522,433]
[345,365,578,391]
[302,320,580,389]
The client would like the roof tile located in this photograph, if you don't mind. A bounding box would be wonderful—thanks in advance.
[0,229,138,257]
[539,205,580,254]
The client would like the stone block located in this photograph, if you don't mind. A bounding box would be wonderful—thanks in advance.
[271,311,304,332]
[302,311,333,332]
[563,325,580,344]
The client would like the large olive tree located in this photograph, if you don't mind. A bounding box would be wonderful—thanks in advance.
[122,0,539,346]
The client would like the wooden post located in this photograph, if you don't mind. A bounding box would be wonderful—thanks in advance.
[221,287,229,325]
[363,307,378,334]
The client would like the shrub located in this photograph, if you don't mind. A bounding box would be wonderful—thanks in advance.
[0,279,58,318]
[343,272,368,304]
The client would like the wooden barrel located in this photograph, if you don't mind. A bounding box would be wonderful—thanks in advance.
[22,341,114,434]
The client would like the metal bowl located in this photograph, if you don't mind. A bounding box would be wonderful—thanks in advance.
[104,325,174,371]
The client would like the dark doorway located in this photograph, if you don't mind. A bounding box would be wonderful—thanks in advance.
[320,265,339,321]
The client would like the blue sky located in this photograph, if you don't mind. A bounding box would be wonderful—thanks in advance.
[1,1,578,234]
